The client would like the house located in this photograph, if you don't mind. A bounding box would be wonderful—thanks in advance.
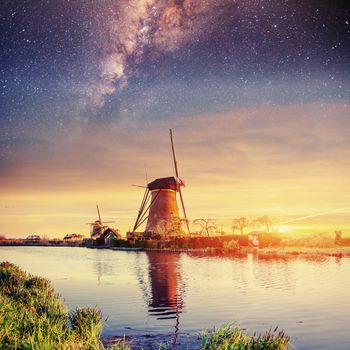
[26,235,41,241]
[248,231,281,248]
[95,228,121,247]
[248,231,261,247]
[63,233,84,242]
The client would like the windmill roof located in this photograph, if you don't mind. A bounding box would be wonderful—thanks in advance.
[147,176,184,191]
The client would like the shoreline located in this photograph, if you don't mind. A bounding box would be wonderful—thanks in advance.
[1,242,350,258]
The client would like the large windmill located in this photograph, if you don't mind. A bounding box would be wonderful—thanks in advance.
[130,129,190,239]
[86,205,115,239]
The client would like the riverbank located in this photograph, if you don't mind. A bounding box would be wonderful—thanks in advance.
[247,246,350,258]
[0,262,113,350]
[2,240,350,260]
[0,262,290,349]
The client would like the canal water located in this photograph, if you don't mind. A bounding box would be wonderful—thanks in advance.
[1,247,350,349]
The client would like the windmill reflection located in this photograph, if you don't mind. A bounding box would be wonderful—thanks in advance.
[147,251,183,318]
[92,254,115,286]
[145,251,183,345]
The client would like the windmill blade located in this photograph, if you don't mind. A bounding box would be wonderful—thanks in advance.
[103,221,115,224]
[144,164,148,185]
[170,129,190,234]
[170,129,179,178]
[96,205,102,222]
[179,188,190,234]
[132,184,147,188]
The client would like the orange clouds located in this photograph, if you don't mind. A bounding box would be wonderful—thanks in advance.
[0,102,349,237]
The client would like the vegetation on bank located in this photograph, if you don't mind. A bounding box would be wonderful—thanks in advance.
[0,262,126,350]
[199,325,289,350]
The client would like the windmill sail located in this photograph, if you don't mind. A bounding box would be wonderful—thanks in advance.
[169,129,190,234]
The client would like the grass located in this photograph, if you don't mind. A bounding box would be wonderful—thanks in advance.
[0,261,130,350]
[199,325,289,350]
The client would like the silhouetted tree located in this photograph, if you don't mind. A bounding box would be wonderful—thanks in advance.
[232,217,249,235]
[232,224,239,235]
[252,216,273,232]
[155,216,183,238]
[335,230,342,243]
[193,219,217,237]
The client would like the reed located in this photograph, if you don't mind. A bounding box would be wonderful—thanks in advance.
[199,325,290,350]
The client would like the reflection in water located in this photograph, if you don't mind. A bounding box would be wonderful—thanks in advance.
[145,252,183,347]
[93,255,115,285]
[2,247,350,350]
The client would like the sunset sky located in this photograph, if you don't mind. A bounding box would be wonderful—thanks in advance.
[1,0,349,237]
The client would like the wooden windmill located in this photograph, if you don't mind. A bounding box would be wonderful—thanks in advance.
[131,129,190,238]
[86,205,115,238]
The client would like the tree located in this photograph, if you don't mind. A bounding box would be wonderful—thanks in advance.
[335,230,342,243]
[252,216,273,232]
[193,219,217,237]
[232,217,249,235]
[231,224,239,235]
[155,216,183,238]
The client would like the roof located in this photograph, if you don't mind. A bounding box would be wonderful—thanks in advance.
[147,176,184,191]
[63,233,84,240]
[101,228,121,239]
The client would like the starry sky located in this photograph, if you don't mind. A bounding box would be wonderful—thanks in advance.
[1,0,350,237]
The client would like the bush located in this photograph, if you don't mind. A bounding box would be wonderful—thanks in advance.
[223,240,240,250]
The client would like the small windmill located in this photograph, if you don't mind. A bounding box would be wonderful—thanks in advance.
[86,205,115,239]
[132,129,190,237]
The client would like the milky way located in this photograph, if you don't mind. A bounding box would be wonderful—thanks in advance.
[1,1,349,123]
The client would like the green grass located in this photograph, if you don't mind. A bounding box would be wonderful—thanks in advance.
[0,261,130,350]
[199,325,290,350]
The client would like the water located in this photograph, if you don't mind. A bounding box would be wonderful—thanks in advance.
[1,247,350,349]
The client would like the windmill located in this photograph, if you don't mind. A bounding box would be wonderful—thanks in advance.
[131,129,190,238]
[86,205,115,239]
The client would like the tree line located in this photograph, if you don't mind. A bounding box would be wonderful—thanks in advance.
[155,215,278,237]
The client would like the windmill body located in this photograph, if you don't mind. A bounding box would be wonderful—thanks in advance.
[145,176,184,233]
[129,130,190,240]
[90,220,104,238]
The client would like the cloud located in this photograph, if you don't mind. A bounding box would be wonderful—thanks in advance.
[85,0,237,108]
[1,101,349,235]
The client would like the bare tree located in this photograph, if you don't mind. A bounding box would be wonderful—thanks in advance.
[193,219,217,237]
[232,217,249,235]
[252,216,273,232]
[335,230,342,242]
[232,224,239,235]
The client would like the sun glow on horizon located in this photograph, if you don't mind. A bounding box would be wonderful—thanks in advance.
[1,103,349,238]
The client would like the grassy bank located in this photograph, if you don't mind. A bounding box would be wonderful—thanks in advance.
[0,262,127,350]
[0,262,290,350]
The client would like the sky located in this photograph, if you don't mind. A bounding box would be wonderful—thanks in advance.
[1,0,349,237]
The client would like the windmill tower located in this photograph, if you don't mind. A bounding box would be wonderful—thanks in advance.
[131,129,190,238]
